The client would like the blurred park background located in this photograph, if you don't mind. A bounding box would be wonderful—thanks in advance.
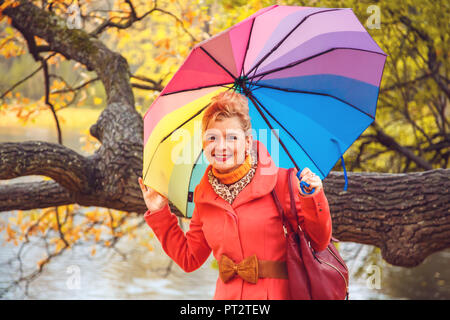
[0,0,448,299]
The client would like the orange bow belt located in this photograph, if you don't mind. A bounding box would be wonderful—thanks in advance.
[218,254,288,284]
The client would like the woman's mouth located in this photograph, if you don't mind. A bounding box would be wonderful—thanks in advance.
[214,154,232,162]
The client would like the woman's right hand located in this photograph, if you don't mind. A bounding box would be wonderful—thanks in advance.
[138,177,169,213]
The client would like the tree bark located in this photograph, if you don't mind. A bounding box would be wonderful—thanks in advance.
[1,1,449,268]
[324,169,450,267]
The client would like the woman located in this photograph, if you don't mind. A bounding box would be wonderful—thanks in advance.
[138,90,332,300]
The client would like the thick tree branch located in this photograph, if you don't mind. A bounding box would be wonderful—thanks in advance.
[0,180,76,212]
[325,168,450,267]
[0,178,150,213]
[0,141,91,192]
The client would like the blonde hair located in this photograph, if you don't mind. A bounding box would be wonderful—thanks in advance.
[202,90,251,135]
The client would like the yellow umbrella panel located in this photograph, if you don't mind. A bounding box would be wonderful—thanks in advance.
[143,87,228,217]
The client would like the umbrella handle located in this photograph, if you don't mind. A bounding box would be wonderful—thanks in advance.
[296,170,315,195]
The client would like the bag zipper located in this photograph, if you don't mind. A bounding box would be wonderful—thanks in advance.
[315,256,349,291]
[327,247,348,272]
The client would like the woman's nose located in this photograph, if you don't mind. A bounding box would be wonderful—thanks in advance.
[215,139,229,150]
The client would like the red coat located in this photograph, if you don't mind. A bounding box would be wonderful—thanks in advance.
[144,139,332,299]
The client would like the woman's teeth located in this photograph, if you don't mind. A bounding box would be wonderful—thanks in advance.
[214,154,231,161]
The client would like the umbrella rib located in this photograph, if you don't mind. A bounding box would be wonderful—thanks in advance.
[143,140,160,182]
[186,149,204,216]
[247,47,387,82]
[247,92,326,178]
[252,82,375,120]
[247,63,262,90]
[245,8,342,77]
[240,3,280,80]
[161,82,235,96]
[143,103,210,181]
[161,105,210,144]
[240,18,256,78]
[199,46,237,81]
[246,93,299,172]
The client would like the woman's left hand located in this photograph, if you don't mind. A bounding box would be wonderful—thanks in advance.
[298,167,323,197]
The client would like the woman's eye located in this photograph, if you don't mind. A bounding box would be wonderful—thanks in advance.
[228,135,237,140]
[207,136,215,141]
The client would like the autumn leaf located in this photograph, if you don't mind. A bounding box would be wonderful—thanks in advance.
[37,256,47,268]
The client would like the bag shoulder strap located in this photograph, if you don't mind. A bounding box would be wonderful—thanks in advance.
[271,188,294,234]
[286,167,302,231]
[271,167,301,233]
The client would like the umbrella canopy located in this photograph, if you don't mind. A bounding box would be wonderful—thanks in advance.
[143,4,387,217]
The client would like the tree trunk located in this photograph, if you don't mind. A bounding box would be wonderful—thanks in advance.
[1,1,449,268]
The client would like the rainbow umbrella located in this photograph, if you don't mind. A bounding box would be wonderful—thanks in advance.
[143,5,387,217]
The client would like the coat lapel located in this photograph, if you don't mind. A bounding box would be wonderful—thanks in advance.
[194,167,232,212]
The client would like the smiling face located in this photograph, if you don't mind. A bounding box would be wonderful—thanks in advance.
[203,116,253,174]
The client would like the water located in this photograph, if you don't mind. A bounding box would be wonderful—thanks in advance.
[1,126,448,299]
[0,215,217,299]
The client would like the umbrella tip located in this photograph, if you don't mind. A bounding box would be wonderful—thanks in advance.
[342,156,348,191]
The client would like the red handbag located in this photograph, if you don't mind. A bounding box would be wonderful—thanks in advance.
[271,168,349,300]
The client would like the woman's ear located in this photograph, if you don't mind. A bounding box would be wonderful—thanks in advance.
[246,134,253,153]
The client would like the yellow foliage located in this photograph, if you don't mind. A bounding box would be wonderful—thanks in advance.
[143,242,153,251]
[93,97,102,105]
[94,228,102,241]
[55,239,66,253]
[79,128,101,154]
[85,210,98,222]
[6,224,16,242]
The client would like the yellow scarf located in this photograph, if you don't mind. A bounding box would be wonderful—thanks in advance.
[212,153,252,185]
